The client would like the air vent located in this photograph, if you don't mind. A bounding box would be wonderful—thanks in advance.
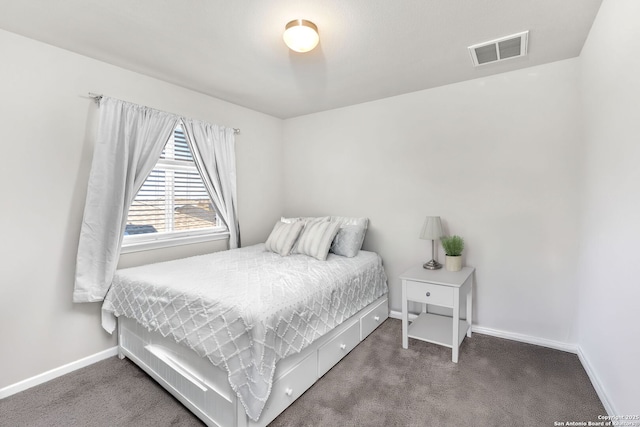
[468,31,529,67]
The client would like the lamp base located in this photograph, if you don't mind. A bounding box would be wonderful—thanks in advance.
[423,259,443,270]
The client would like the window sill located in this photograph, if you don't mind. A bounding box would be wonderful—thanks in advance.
[120,231,230,254]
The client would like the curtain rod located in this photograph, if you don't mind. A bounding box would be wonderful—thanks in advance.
[88,92,240,135]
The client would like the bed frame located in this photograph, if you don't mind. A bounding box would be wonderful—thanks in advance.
[117,295,388,427]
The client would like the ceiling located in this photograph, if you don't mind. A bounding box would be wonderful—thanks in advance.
[0,0,602,119]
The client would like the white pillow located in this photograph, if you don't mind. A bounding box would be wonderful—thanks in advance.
[264,220,304,256]
[281,216,330,224]
[293,220,341,261]
[282,217,330,252]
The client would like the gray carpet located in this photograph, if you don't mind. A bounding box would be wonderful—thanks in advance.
[0,319,604,426]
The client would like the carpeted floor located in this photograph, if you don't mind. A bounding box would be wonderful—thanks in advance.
[0,319,605,427]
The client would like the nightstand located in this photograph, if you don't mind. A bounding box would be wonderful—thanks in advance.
[400,265,474,363]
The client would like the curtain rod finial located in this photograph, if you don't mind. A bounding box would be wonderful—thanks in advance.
[88,92,103,103]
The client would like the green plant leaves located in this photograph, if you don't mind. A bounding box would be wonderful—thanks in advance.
[441,235,464,256]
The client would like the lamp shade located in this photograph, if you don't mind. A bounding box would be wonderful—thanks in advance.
[283,19,319,53]
[420,216,444,240]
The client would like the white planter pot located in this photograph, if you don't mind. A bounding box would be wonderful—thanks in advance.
[445,255,462,272]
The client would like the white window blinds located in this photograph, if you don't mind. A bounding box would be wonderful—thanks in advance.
[124,125,223,238]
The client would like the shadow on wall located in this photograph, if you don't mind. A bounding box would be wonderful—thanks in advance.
[60,100,99,311]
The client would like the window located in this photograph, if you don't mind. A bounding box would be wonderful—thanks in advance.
[122,124,227,251]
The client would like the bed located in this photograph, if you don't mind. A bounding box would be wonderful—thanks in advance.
[102,243,388,427]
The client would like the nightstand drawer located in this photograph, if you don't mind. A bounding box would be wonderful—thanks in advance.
[405,280,454,307]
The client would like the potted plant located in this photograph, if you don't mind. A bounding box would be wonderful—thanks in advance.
[441,235,464,272]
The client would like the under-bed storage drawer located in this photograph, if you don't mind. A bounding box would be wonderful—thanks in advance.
[317,320,360,377]
[144,345,236,427]
[120,322,235,427]
[144,344,207,403]
[249,351,318,427]
[360,298,388,340]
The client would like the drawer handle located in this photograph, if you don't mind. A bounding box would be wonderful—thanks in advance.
[340,344,347,350]
[144,345,207,392]
[426,292,431,297]
[374,315,380,322]
[285,388,293,396]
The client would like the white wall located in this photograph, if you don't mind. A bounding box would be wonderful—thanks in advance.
[4,2,636,413]
[283,59,583,344]
[0,29,284,389]
[577,0,640,414]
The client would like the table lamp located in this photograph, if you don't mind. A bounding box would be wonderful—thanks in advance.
[420,216,444,270]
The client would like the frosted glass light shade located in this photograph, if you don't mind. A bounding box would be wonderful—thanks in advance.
[420,216,444,240]
[283,19,319,53]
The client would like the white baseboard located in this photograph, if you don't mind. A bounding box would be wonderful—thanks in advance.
[0,346,118,400]
[577,346,615,416]
[389,310,418,322]
[388,310,577,353]
[470,325,578,354]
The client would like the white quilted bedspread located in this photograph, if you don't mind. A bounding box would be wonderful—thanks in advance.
[102,244,388,421]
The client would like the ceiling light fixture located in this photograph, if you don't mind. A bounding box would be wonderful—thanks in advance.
[283,19,319,53]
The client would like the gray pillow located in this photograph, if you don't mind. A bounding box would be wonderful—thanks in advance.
[264,221,304,256]
[330,225,367,257]
[329,216,369,257]
[293,220,341,261]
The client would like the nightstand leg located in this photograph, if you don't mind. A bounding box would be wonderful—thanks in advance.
[467,279,473,338]
[402,280,408,349]
[452,288,460,363]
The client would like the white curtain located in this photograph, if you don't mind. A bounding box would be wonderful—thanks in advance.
[73,97,180,302]
[182,119,240,249]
